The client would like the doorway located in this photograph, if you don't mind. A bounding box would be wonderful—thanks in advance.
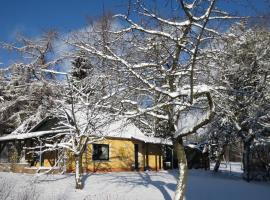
[134,144,139,170]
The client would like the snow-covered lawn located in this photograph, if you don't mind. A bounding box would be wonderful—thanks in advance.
[0,163,269,200]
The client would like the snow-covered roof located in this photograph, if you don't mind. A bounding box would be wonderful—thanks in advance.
[0,117,172,145]
[63,106,172,145]
[0,129,70,142]
[99,120,172,145]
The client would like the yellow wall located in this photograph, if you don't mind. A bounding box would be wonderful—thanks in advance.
[67,138,164,172]
[34,151,57,168]
[36,138,164,172]
[147,144,163,171]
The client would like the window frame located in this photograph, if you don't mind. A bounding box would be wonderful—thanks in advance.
[92,144,109,161]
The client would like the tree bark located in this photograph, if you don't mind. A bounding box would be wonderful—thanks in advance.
[75,154,83,189]
[174,137,188,200]
[243,142,251,182]
[242,133,255,182]
[214,143,227,172]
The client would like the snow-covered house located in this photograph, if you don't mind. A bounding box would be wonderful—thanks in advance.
[0,117,172,173]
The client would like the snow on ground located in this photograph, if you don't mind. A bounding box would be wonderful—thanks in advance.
[210,161,243,174]
[0,162,270,200]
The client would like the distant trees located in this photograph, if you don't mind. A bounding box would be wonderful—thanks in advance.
[208,24,270,176]
[0,31,61,136]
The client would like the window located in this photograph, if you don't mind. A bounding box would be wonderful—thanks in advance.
[92,144,109,161]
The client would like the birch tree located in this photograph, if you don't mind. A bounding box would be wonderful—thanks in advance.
[68,0,235,199]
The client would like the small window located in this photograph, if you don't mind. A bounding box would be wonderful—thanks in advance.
[92,144,109,161]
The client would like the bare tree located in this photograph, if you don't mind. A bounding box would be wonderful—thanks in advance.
[67,0,237,199]
[36,55,121,189]
[0,17,123,190]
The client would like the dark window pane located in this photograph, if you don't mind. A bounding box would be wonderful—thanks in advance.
[92,144,109,161]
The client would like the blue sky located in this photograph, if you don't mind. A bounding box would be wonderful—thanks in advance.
[0,0,269,67]
[0,0,127,66]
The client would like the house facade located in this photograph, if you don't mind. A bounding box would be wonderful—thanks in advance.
[0,117,172,173]
[67,137,164,172]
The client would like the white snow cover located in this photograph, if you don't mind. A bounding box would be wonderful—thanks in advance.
[100,120,172,145]
[1,162,269,200]
[0,130,70,142]
[0,116,172,145]
[186,144,202,151]
[62,106,171,145]
[176,107,209,137]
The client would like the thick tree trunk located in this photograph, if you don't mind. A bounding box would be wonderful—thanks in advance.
[174,137,188,200]
[75,154,83,189]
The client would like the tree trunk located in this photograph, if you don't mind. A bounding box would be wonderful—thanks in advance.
[243,142,251,181]
[214,144,227,172]
[174,137,188,200]
[242,133,255,182]
[75,154,83,189]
